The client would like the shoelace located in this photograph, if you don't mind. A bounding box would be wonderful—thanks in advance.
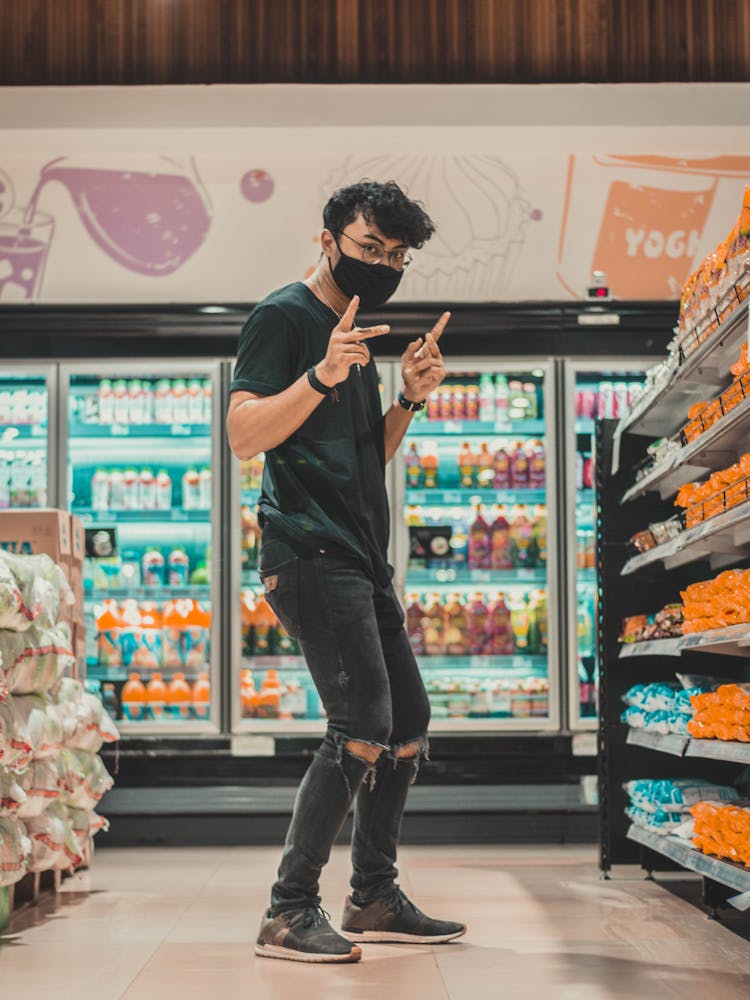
[383,886,418,918]
[284,905,332,931]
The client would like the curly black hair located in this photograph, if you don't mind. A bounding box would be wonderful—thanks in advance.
[323,180,436,249]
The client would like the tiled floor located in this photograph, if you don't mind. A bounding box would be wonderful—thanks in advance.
[2,844,750,999]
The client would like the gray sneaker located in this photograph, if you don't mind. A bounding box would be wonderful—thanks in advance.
[341,887,467,944]
[255,906,362,964]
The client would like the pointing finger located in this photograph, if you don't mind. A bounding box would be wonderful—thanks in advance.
[336,295,360,332]
[351,324,391,341]
[430,311,451,343]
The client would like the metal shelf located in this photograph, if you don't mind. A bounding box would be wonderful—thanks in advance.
[618,637,684,658]
[0,424,47,441]
[75,508,211,525]
[626,729,689,756]
[69,421,210,439]
[84,585,210,601]
[408,419,546,437]
[627,727,750,764]
[627,824,750,898]
[406,567,547,586]
[405,488,547,505]
[617,298,749,440]
[620,625,750,659]
[417,654,548,673]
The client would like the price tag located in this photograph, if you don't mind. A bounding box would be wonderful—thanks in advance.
[443,491,462,504]
[111,424,129,436]
[171,424,190,436]
[444,420,462,435]
[173,510,188,522]
[409,491,427,504]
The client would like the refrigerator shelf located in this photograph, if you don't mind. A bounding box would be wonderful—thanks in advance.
[0,425,47,441]
[406,567,546,586]
[619,624,750,658]
[627,824,750,897]
[575,419,596,436]
[617,297,749,440]
[618,637,684,657]
[409,419,545,438]
[68,421,210,439]
[405,488,547,505]
[75,508,211,525]
[416,654,548,673]
[575,490,596,506]
[84,585,210,602]
[629,727,750,764]
[626,729,689,756]
[87,666,210,682]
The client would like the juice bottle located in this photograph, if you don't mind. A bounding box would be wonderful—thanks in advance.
[424,594,446,656]
[136,601,163,669]
[478,374,495,422]
[490,506,513,570]
[256,670,282,719]
[421,444,439,489]
[406,443,423,488]
[146,672,168,721]
[510,597,531,651]
[155,469,173,510]
[444,593,469,655]
[119,598,143,668]
[113,379,129,424]
[139,468,156,510]
[253,595,277,656]
[185,601,211,668]
[199,468,212,509]
[457,442,476,488]
[439,385,453,420]
[168,546,190,586]
[192,672,211,721]
[523,382,539,420]
[96,599,122,666]
[531,506,547,565]
[449,509,469,567]
[142,380,154,424]
[495,375,510,427]
[465,384,479,421]
[452,385,466,420]
[240,669,256,718]
[172,378,189,423]
[128,379,145,424]
[426,391,441,421]
[109,469,125,510]
[122,467,140,510]
[509,505,534,567]
[528,440,546,489]
[406,593,426,655]
[154,378,173,423]
[510,442,530,489]
[476,442,494,488]
[97,378,114,424]
[121,672,147,721]
[508,381,525,421]
[168,672,193,720]
[182,468,201,510]
[493,444,512,489]
[468,505,491,569]
[487,593,514,655]
[162,598,186,669]
[467,592,489,655]
[142,547,166,587]
[187,378,204,423]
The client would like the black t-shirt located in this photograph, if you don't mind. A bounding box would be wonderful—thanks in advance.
[230,282,392,587]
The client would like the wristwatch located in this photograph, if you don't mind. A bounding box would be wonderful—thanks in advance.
[398,391,425,412]
[307,366,335,396]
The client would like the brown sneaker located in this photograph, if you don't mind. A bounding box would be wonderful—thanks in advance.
[341,888,466,944]
[255,906,362,963]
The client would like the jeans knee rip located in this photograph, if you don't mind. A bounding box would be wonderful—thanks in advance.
[334,733,389,795]
[390,735,430,784]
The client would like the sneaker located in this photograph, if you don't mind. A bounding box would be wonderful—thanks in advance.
[255,906,362,964]
[341,887,466,944]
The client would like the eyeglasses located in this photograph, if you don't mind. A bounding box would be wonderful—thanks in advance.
[337,231,413,271]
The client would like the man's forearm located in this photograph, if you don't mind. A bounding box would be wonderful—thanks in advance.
[384,399,414,463]
[227,373,328,460]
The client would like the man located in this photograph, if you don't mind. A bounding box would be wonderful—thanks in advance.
[227,180,466,964]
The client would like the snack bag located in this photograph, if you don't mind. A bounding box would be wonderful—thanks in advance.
[1,622,75,695]
[16,759,60,819]
[0,814,30,886]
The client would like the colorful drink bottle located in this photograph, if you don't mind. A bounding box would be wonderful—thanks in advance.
[487,593,514,655]
[96,600,122,667]
[493,445,512,489]
[405,443,423,488]
[490,506,513,570]
[146,672,168,721]
[476,442,494,488]
[168,546,190,586]
[192,672,211,721]
[457,442,476,488]
[405,593,426,655]
[121,672,146,721]
[168,672,192,720]
[467,592,489,655]
[468,505,491,569]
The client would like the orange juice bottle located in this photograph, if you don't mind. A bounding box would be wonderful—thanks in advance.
[457,442,476,488]
[162,598,186,669]
[240,669,256,718]
[253,595,277,656]
[476,442,494,487]
[192,672,211,721]
[137,601,163,669]
[168,672,193,720]
[121,672,146,721]
[444,593,469,655]
[146,672,168,721]
[185,600,211,669]
[256,669,283,718]
[421,444,440,489]
[96,599,122,667]
[424,594,446,656]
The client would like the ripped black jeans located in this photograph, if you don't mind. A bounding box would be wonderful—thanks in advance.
[258,527,431,914]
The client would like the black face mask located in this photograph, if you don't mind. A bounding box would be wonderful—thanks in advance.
[330,241,404,310]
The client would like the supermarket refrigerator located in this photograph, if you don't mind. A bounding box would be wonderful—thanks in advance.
[60,361,224,735]
[562,361,648,731]
[0,364,58,511]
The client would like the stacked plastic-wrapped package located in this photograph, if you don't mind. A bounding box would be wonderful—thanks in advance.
[624,779,740,838]
[0,550,117,917]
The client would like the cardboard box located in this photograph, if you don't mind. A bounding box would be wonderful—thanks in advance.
[0,509,71,564]
[70,514,85,565]
[74,636,87,681]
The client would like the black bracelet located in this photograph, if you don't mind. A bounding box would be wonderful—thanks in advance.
[398,391,425,412]
[307,367,334,396]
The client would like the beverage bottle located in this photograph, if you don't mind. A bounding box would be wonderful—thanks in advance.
[112,379,129,424]
[154,378,173,424]
[421,445,439,489]
[253,595,277,656]
[135,601,163,669]
[96,599,122,667]
[510,598,531,651]
[457,442,476,488]
[532,506,547,565]
[424,594,446,656]
[583,455,594,489]
[146,672,168,721]
[182,468,201,510]
[241,505,259,571]
[256,670,283,719]
[452,385,467,420]
[11,388,28,425]
[0,453,10,509]
[465,383,479,421]
[240,669,256,718]
[187,379,204,423]
[509,505,534,567]
[508,380,525,421]
[192,672,211,721]
[578,596,594,655]
[510,442,530,489]
[478,374,495,422]
[495,375,510,427]
[406,442,423,488]
[598,382,615,419]
[627,382,643,408]
[128,379,145,424]
[29,455,47,506]
[142,547,166,586]
[141,380,154,424]
[576,453,584,491]
[123,467,140,509]
[439,385,453,420]
[467,592,489,655]
[613,382,629,418]
[199,467,212,509]
[523,382,539,420]
[406,593,426,655]
[168,546,190,586]
[531,590,549,652]
[155,469,173,510]
[444,593,469,655]
[469,505,491,569]
[91,468,110,510]
[426,391,441,421]
[202,379,213,424]
[168,672,193,720]
[493,444,512,489]
[185,601,211,668]
[449,509,469,567]
[490,506,513,570]
[528,440,546,489]
[109,469,126,510]
[162,598,186,669]
[97,378,114,424]
[121,672,147,721]
[101,682,119,720]
[172,378,189,423]
[406,504,423,527]
[10,453,30,507]
[29,389,46,426]
[476,442,494,488]
[139,467,156,510]
[487,593,514,655]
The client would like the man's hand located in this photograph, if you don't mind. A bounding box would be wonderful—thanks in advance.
[316,295,390,388]
[401,311,450,402]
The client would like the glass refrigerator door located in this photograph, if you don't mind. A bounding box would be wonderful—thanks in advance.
[62,362,222,734]
[392,361,560,731]
[564,362,648,731]
[0,365,57,511]
[231,364,395,735]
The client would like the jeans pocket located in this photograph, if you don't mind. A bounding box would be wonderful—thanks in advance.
[259,556,301,639]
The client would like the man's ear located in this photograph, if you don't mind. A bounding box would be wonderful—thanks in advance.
[320,229,337,259]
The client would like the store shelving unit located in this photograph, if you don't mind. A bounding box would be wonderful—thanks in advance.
[598,287,750,915]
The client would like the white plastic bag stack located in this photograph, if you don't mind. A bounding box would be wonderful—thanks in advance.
[0,551,117,895]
